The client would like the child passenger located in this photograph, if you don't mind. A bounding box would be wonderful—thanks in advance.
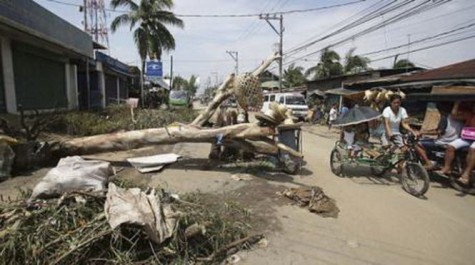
[341,125,362,158]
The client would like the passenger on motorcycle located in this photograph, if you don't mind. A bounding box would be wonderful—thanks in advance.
[439,101,475,185]
[415,103,463,170]
[382,94,419,148]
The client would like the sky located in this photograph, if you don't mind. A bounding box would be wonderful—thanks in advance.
[34,0,475,94]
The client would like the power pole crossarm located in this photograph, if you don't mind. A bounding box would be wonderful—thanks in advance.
[226,50,239,75]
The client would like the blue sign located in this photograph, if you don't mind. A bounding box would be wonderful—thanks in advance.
[146,61,163,80]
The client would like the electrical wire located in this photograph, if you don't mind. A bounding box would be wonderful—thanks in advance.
[360,22,475,56]
[370,34,475,62]
[39,0,367,17]
[280,0,452,68]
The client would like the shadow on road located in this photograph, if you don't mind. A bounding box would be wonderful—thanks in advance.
[161,157,314,186]
[339,165,400,186]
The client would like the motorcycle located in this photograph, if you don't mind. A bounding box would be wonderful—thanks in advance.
[419,140,475,194]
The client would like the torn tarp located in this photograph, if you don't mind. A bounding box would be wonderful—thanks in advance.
[104,183,180,244]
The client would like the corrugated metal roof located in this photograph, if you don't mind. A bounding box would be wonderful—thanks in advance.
[401,59,475,82]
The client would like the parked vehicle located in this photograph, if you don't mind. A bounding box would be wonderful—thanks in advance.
[169,90,192,108]
[223,97,238,108]
[261,93,308,120]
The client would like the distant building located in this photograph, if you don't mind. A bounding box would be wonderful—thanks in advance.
[344,59,475,102]
[305,68,423,109]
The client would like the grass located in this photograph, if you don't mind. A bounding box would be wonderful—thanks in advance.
[0,105,198,140]
[45,105,198,137]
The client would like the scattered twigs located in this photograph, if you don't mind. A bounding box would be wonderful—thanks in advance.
[196,234,264,262]
[0,186,259,264]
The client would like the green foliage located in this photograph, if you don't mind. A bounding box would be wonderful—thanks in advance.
[283,63,306,87]
[305,48,343,80]
[393,59,416,69]
[172,75,188,90]
[344,47,371,74]
[110,0,184,79]
[45,105,197,136]
[171,75,198,97]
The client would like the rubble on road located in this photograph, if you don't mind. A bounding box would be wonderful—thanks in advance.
[280,186,339,218]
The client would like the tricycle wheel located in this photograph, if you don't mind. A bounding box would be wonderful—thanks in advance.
[330,149,343,176]
[447,157,475,195]
[401,162,430,197]
[370,165,386,177]
[283,157,302,175]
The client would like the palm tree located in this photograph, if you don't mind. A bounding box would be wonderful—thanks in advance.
[110,0,184,105]
[393,58,416,69]
[344,48,371,74]
[186,75,199,97]
[283,63,305,87]
[305,48,343,80]
[171,76,188,90]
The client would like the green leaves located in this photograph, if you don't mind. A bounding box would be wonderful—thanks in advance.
[110,0,184,62]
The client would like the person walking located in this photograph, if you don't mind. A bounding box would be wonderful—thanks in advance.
[328,103,338,131]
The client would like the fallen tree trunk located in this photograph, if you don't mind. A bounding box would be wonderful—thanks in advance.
[54,123,277,157]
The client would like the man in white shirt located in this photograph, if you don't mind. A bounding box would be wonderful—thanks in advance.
[328,103,338,130]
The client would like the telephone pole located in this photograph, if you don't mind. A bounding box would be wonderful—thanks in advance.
[83,0,88,31]
[260,14,284,92]
[226,50,239,75]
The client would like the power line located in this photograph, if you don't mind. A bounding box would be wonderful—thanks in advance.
[285,0,406,56]
[370,34,475,62]
[360,22,475,56]
[39,0,367,17]
[286,0,391,53]
[279,0,452,68]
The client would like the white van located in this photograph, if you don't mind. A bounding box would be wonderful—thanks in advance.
[261,92,308,120]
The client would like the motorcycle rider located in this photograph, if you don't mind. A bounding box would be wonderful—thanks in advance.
[438,101,475,185]
[415,103,463,170]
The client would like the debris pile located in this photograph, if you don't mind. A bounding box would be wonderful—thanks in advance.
[0,180,263,264]
[280,186,340,218]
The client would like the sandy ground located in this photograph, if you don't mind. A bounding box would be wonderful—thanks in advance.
[1,123,475,265]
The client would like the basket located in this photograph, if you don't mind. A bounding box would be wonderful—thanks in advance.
[233,73,263,111]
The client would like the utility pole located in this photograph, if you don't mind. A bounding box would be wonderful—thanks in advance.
[170,55,174,89]
[226,50,239,75]
[260,14,284,92]
[83,0,87,31]
[406,34,411,72]
[211,72,218,87]
[94,2,99,42]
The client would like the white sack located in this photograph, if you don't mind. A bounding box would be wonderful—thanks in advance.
[31,156,112,199]
[104,183,179,244]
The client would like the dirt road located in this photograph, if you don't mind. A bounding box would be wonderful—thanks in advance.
[1,123,474,264]
[240,125,475,265]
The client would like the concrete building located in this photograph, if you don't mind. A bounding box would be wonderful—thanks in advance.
[0,0,139,113]
[0,0,93,113]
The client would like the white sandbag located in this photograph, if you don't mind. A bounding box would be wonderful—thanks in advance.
[104,183,179,244]
[31,156,112,199]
